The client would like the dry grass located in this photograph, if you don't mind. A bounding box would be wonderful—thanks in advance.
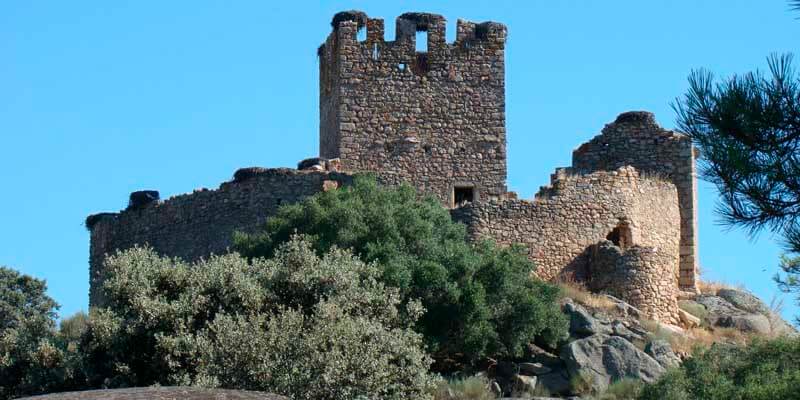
[431,377,495,400]
[765,294,788,338]
[641,318,751,355]
[697,280,737,295]
[557,281,617,312]
[696,264,744,295]
[685,327,749,349]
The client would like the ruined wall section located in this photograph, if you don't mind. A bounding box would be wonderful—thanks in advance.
[589,242,680,324]
[319,12,508,205]
[571,111,698,292]
[453,167,680,281]
[452,166,680,322]
[87,168,353,306]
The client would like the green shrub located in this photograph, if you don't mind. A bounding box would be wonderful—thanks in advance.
[431,376,495,400]
[678,300,708,321]
[597,378,644,400]
[83,237,437,399]
[570,371,595,396]
[59,312,89,344]
[234,176,567,359]
[638,337,800,400]
[0,267,85,399]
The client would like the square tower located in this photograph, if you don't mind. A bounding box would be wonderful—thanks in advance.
[319,11,508,206]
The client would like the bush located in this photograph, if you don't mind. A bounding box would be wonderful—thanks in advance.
[59,312,89,344]
[431,376,495,400]
[0,267,84,399]
[638,337,800,400]
[234,176,567,359]
[677,300,708,321]
[83,237,438,399]
[597,378,644,400]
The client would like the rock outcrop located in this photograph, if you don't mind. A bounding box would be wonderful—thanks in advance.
[488,289,797,399]
[693,288,797,337]
[561,334,665,393]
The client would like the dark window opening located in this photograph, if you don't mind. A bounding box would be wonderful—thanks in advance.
[412,52,429,75]
[606,223,632,250]
[415,30,428,52]
[454,186,474,207]
[475,23,490,40]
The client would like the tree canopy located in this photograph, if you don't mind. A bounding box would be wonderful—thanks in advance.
[81,238,438,400]
[673,54,800,323]
[234,176,568,360]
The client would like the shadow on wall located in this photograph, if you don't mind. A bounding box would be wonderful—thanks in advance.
[557,220,634,284]
[557,219,680,324]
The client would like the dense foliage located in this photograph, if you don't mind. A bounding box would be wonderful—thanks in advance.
[638,337,800,400]
[0,267,84,399]
[80,238,437,399]
[234,176,567,359]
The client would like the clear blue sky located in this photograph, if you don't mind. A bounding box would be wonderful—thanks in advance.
[2,1,799,322]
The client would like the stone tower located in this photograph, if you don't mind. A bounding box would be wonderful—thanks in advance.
[318,11,508,206]
[572,112,699,292]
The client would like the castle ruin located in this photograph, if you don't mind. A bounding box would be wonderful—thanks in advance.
[87,11,698,324]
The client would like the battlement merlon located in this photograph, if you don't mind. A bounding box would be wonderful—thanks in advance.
[319,11,507,68]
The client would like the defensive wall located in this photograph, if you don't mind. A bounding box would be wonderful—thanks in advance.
[86,11,698,324]
[86,166,352,305]
[451,166,681,323]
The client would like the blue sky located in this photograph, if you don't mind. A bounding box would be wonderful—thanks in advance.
[2,1,799,321]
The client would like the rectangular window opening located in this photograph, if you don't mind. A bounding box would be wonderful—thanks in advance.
[454,186,474,207]
[415,30,428,52]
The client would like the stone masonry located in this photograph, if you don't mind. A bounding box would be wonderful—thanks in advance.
[572,111,698,292]
[86,11,698,323]
[451,166,682,323]
[319,12,507,205]
[86,167,351,306]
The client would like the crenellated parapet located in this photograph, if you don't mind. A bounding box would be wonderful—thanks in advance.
[320,11,506,78]
[319,11,507,206]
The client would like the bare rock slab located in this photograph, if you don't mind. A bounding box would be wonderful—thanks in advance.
[561,334,665,393]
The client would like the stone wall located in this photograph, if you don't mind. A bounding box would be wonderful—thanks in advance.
[87,168,353,306]
[86,12,696,324]
[319,12,508,205]
[452,166,681,321]
[571,111,697,292]
[588,241,680,324]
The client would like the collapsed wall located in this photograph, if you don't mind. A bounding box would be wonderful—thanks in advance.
[452,166,681,322]
[572,111,697,292]
[86,167,353,306]
[589,242,680,323]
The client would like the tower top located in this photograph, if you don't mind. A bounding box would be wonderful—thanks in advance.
[319,10,506,66]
